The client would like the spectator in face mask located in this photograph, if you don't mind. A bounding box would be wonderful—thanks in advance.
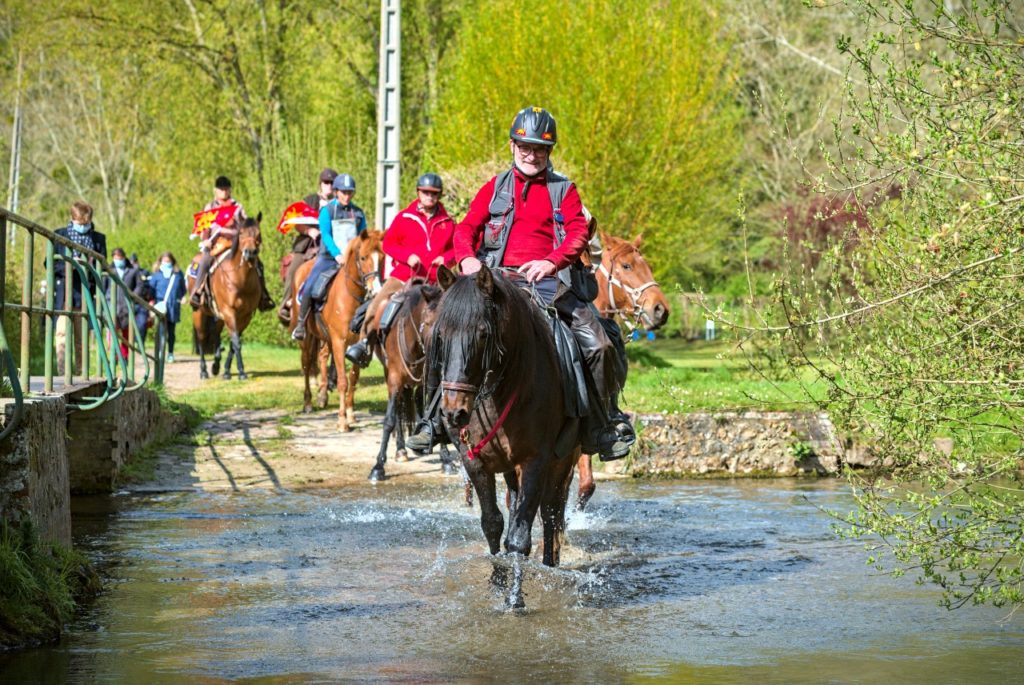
[148,251,188,363]
[51,201,107,374]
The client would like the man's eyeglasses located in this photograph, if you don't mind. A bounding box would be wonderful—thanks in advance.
[514,143,550,158]
[418,189,441,197]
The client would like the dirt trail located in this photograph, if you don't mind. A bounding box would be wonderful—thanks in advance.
[131,354,463,493]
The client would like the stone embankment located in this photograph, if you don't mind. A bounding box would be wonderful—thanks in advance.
[630,411,851,477]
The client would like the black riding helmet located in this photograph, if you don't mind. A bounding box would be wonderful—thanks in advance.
[416,173,443,192]
[510,106,557,146]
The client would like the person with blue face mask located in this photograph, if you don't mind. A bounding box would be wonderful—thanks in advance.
[109,247,148,360]
[50,201,107,374]
[148,251,187,362]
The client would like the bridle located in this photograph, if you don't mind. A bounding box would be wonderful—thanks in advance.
[598,252,660,332]
[346,248,382,298]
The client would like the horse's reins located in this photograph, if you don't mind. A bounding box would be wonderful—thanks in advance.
[343,250,382,300]
[599,256,659,332]
[395,311,426,383]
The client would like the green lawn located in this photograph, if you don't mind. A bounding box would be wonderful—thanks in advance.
[169,342,389,417]
[168,339,826,418]
[623,338,827,414]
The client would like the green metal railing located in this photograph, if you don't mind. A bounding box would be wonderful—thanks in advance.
[0,207,168,440]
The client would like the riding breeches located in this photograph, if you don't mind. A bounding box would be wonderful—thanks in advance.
[303,255,338,303]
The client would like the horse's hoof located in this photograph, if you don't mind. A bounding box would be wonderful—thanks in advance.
[302,405,313,415]
[368,467,386,483]
[222,373,231,381]
[394,450,408,463]
[212,360,221,376]
[200,370,209,380]
[346,409,355,424]
[441,461,458,476]
[238,372,248,381]
[336,421,349,432]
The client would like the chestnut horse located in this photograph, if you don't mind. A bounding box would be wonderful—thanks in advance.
[431,265,580,610]
[574,231,672,512]
[367,281,459,482]
[290,230,384,430]
[189,214,264,380]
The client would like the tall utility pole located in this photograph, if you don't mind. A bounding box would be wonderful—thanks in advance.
[6,50,24,242]
[375,0,401,232]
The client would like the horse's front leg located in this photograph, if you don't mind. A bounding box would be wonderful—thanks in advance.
[466,458,502,556]
[301,338,314,414]
[329,337,350,431]
[369,390,397,482]
[198,348,208,380]
[221,337,234,380]
[345,363,359,426]
[316,343,329,409]
[504,459,546,559]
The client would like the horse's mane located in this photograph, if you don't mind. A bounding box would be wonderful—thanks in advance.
[430,272,553,397]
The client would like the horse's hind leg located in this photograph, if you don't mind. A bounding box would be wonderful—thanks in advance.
[575,453,596,512]
[222,338,235,380]
[232,332,247,380]
[199,350,209,380]
[212,344,222,377]
[345,364,359,426]
[542,457,576,567]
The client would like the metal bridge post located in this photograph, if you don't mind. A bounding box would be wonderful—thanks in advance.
[64,265,73,386]
[375,0,401,233]
[44,242,54,391]
[19,229,32,391]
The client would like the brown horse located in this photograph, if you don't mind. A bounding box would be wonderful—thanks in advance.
[290,231,384,430]
[188,214,264,380]
[367,281,459,482]
[574,231,672,512]
[432,265,580,610]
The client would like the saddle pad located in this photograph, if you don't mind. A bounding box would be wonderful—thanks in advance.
[550,315,589,418]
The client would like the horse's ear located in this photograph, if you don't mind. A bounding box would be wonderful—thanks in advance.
[422,284,442,304]
[256,211,262,224]
[599,230,613,246]
[476,264,494,296]
[632,233,643,248]
[437,265,457,291]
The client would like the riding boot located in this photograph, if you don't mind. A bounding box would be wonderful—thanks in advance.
[406,363,445,453]
[345,336,373,368]
[256,258,276,311]
[190,252,213,309]
[292,294,313,341]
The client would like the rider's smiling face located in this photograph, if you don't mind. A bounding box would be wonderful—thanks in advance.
[336,190,355,204]
[511,140,550,176]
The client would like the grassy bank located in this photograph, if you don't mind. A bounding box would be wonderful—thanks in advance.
[166,339,824,419]
[0,520,100,649]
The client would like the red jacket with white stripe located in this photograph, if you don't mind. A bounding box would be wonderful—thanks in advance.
[383,200,456,283]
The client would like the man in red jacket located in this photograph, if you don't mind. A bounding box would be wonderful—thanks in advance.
[406,106,633,461]
[344,172,456,368]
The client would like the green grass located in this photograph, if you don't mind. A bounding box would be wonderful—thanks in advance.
[169,342,389,417]
[167,339,824,420]
[0,520,100,648]
[623,338,827,414]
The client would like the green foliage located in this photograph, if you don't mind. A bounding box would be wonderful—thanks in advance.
[768,0,1024,609]
[426,0,743,288]
[0,519,99,647]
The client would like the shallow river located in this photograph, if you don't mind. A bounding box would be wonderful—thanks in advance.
[3,477,1022,684]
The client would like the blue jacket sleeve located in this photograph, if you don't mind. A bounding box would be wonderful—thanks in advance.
[319,205,341,257]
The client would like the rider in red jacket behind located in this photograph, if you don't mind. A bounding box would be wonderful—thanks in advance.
[345,173,456,367]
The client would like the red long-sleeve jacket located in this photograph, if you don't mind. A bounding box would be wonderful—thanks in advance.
[383,200,456,283]
[453,167,589,270]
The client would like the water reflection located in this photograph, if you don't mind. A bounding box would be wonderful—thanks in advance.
[1,479,1022,684]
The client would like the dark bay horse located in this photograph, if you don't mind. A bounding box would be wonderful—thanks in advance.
[290,230,384,430]
[189,214,264,380]
[574,232,671,512]
[432,265,579,610]
[367,281,459,482]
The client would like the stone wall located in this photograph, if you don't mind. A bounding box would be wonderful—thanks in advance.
[0,383,184,544]
[0,395,71,546]
[630,411,846,477]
